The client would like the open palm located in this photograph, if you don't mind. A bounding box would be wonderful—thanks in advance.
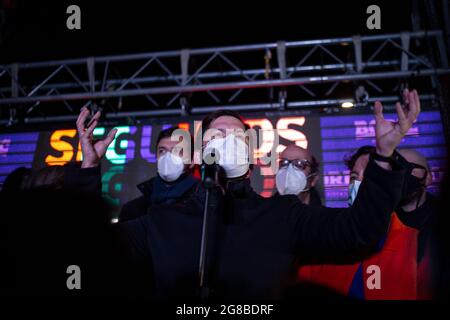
[76,107,117,168]
[374,89,421,157]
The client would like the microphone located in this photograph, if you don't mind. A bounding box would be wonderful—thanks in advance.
[201,149,225,189]
[198,149,225,300]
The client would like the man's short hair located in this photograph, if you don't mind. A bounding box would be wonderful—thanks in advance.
[155,126,194,158]
[23,166,65,191]
[201,110,250,134]
[156,127,179,149]
[2,167,31,193]
[344,145,376,171]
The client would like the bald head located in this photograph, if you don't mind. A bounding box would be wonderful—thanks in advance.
[280,144,313,163]
[398,149,432,186]
[398,149,429,171]
[279,144,319,178]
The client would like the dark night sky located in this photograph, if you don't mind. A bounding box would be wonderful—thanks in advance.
[0,0,414,63]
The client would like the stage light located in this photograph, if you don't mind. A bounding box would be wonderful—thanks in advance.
[355,85,369,106]
[341,101,354,108]
[111,218,119,224]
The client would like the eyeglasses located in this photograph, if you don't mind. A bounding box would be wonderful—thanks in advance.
[279,158,313,171]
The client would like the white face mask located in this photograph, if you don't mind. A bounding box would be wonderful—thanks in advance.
[157,152,185,182]
[276,164,310,195]
[203,133,249,178]
[348,180,362,206]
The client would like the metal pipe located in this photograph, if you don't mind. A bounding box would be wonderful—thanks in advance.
[190,103,279,114]
[24,114,79,123]
[15,95,436,123]
[0,60,413,94]
[105,109,181,118]
[1,69,448,105]
[7,30,443,69]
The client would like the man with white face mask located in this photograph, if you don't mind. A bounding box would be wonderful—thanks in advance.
[120,126,198,222]
[275,144,321,206]
[73,89,421,300]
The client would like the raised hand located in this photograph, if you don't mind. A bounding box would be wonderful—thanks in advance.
[374,89,421,157]
[76,107,117,168]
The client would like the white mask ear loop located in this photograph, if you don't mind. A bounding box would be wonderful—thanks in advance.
[300,172,317,193]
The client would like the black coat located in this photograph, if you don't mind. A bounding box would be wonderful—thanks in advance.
[120,174,199,222]
[68,156,408,300]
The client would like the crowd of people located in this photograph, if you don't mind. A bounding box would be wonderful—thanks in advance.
[1,89,450,300]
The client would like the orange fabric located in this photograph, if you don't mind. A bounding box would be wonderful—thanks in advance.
[297,263,360,296]
[297,213,432,300]
[362,214,418,300]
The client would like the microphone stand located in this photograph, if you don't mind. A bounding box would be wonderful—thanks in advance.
[198,163,223,300]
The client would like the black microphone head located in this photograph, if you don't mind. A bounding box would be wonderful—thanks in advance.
[203,147,220,165]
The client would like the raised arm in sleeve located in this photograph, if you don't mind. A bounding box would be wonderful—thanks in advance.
[289,155,407,261]
[63,162,102,195]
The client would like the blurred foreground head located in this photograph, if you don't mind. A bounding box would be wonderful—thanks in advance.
[1,167,31,193]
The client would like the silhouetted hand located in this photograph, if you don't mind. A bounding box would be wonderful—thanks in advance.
[76,107,117,168]
[374,89,420,158]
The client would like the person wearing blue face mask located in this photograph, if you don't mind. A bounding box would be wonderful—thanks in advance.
[120,126,199,222]
[347,146,376,206]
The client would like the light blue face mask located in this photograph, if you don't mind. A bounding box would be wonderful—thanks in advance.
[348,180,362,206]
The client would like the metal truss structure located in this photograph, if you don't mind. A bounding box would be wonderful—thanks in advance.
[0,30,449,125]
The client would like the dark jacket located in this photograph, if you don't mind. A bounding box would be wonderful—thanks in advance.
[120,174,199,222]
[272,187,323,207]
[309,187,323,207]
[68,156,408,300]
[1,165,120,299]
